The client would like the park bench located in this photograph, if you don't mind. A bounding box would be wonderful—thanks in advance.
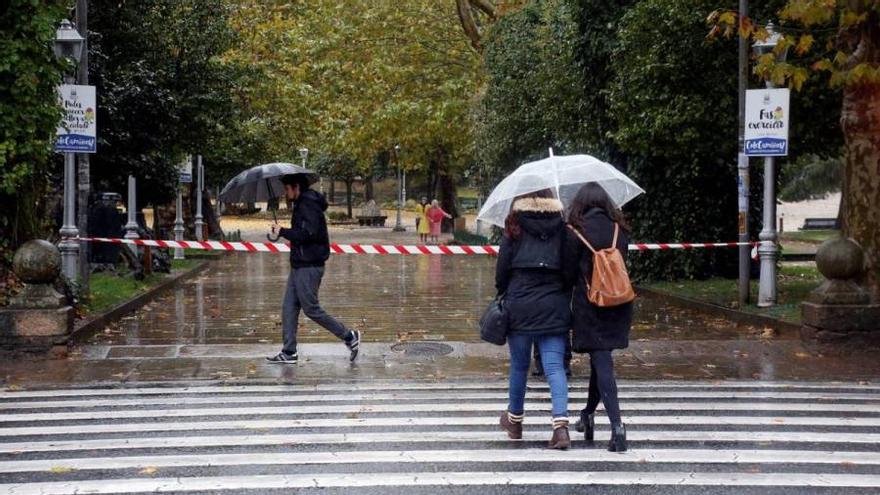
[801,218,839,230]
[356,199,387,227]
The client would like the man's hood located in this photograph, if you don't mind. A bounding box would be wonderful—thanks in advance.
[298,189,328,212]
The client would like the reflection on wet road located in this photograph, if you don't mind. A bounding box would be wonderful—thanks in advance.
[90,252,766,346]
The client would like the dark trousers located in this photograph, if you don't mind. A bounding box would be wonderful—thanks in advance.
[281,266,349,355]
[583,350,621,425]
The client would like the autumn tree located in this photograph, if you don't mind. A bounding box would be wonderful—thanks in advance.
[228,0,481,227]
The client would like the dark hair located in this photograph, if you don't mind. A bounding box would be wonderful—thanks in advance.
[281,174,310,191]
[504,188,554,239]
[567,182,630,232]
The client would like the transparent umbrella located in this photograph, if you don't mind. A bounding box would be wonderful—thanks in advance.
[477,151,645,228]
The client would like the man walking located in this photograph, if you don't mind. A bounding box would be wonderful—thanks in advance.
[267,174,360,364]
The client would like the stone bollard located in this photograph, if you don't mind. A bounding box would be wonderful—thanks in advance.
[801,237,880,346]
[0,240,73,353]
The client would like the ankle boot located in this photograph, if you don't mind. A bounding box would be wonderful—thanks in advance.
[548,418,570,450]
[608,422,627,453]
[499,411,523,440]
[574,410,595,442]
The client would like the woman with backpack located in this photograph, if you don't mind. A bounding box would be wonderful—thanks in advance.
[566,182,635,452]
[495,189,573,449]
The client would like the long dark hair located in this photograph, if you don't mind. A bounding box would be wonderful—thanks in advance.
[504,188,554,239]
[567,183,630,232]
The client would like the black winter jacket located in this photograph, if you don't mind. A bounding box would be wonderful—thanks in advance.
[279,189,331,268]
[566,207,634,352]
[495,197,572,336]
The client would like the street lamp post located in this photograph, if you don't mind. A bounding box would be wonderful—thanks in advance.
[392,144,405,232]
[174,156,190,260]
[195,155,205,241]
[54,19,85,282]
[736,0,751,306]
[753,22,789,307]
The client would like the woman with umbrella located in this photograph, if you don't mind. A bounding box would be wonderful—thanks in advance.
[494,189,573,449]
[478,151,643,450]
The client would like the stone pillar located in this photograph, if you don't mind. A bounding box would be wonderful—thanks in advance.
[195,155,205,241]
[124,176,139,240]
[174,186,185,260]
[801,237,880,346]
[0,240,73,352]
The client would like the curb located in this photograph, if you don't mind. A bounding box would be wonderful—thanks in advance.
[70,261,211,343]
[636,285,802,335]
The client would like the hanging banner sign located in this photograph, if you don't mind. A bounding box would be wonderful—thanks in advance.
[179,155,193,183]
[55,84,97,153]
[744,88,790,157]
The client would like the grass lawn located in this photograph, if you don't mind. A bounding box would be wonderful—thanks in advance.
[780,230,838,244]
[84,259,201,314]
[643,264,822,324]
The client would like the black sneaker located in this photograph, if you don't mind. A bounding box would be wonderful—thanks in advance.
[346,330,361,362]
[266,352,298,364]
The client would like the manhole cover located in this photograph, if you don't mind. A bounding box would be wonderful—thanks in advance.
[390,341,454,356]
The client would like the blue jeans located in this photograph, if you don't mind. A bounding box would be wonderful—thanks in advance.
[507,333,569,419]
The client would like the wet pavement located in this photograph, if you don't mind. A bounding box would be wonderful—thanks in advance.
[80,250,779,347]
[1,227,878,387]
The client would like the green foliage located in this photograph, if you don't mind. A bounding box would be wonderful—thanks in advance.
[88,0,257,206]
[472,0,842,281]
[227,1,480,189]
[474,0,586,178]
[610,0,746,280]
[0,0,66,261]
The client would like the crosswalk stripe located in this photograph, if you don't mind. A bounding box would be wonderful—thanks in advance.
[1,430,878,454]
[1,448,879,473]
[2,390,877,409]
[3,401,878,423]
[2,380,878,493]
[2,380,878,398]
[2,471,880,494]
[0,415,877,437]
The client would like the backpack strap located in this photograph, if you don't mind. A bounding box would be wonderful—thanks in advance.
[612,223,620,249]
[566,224,597,254]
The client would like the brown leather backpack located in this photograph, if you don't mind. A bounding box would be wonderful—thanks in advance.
[568,223,635,307]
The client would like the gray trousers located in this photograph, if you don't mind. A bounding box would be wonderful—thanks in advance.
[282,266,349,355]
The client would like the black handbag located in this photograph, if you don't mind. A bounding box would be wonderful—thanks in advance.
[479,296,508,345]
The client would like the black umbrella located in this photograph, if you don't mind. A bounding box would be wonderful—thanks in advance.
[219,162,319,240]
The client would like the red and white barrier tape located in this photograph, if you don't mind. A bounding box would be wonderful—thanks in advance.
[70,237,757,255]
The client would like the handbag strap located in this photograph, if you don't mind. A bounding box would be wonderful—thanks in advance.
[566,224,597,254]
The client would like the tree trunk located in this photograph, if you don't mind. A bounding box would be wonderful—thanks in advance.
[841,82,880,299]
[329,179,336,204]
[365,176,374,201]
[840,17,880,300]
[434,148,459,233]
[345,180,353,218]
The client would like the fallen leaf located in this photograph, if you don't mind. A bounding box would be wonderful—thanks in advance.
[50,466,74,474]
[794,352,810,359]
[139,466,158,475]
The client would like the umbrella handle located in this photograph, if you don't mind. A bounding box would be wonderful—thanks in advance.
[267,232,281,242]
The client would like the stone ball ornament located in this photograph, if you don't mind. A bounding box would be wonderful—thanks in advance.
[815,237,865,281]
[12,240,62,284]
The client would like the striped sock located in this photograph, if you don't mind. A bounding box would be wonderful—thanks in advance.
[552,417,570,430]
[507,411,524,424]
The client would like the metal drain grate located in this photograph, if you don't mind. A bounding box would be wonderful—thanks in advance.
[390,341,454,356]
